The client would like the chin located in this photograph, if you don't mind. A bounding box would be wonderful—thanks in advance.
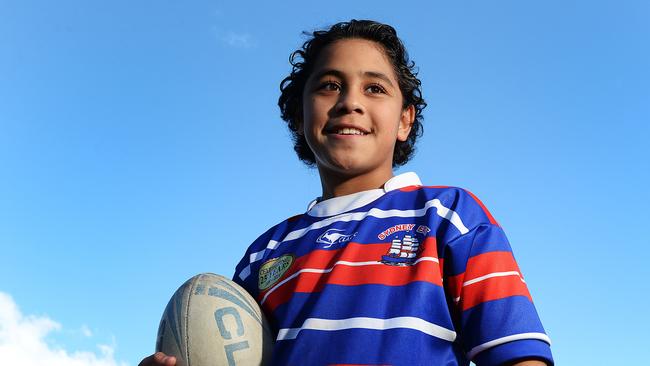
[319,159,375,177]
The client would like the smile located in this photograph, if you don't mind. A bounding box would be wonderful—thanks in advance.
[335,128,367,135]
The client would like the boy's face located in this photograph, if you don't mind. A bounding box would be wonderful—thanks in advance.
[301,38,414,180]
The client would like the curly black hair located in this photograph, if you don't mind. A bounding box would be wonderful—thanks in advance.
[278,19,426,168]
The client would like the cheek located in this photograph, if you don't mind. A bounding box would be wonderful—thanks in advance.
[377,111,404,136]
[305,102,330,131]
[301,98,317,125]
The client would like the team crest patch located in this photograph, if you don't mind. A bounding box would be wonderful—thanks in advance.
[258,255,294,290]
[379,224,430,266]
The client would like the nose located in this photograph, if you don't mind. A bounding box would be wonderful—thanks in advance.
[334,89,364,115]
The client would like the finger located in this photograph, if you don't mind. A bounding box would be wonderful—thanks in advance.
[138,354,154,366]
[154,352,177,366]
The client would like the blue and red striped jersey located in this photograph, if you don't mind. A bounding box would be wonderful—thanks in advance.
[233,172,553,366]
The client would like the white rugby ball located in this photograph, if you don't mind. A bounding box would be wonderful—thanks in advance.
[156,273,273,366]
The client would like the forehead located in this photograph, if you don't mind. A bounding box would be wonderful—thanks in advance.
[310,38,397,81]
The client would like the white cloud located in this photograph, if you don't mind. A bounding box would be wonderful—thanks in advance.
[0,292,128,366]
[211,27,257,48]
[80,325,93,338]
[221,31,255,48]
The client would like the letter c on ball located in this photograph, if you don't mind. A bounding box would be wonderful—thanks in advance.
[214,307,245,340]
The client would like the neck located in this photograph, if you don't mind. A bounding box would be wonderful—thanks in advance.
[318,166,394,200]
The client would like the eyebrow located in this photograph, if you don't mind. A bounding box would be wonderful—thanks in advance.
[363,71,394,87]
[312,69,395,88]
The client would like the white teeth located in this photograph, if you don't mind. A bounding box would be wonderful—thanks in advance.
[337,128,365,135]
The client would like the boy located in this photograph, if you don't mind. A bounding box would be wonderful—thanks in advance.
[142,20,553,366]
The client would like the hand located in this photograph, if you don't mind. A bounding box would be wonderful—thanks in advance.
[138,352,177,366]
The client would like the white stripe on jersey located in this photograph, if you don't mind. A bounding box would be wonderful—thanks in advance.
[463,271,525,287]
[467,332,552,359]
[452,271,526,304]
[277,316,457,342]
[239,198,468,281]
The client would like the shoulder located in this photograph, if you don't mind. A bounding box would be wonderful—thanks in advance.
[232,213,307,293]
[388,184,500,229]
[239,212,305,260]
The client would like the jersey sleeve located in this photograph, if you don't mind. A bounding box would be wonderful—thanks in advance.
[442,194,553,365]
[232,217,298,301]
[232,243,261,299]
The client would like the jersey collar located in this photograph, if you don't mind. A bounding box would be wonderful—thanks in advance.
[306,172,422,217]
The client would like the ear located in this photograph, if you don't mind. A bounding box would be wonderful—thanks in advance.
[397,105,415,142]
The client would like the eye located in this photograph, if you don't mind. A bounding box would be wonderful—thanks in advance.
[366,83,386,94]
[318,80,341,92]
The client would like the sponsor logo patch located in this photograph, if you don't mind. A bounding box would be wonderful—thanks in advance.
[316,228,357,248]
[258,255,293,290]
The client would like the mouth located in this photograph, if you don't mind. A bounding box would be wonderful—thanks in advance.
[334,127,368,135]
[325,126,370,136]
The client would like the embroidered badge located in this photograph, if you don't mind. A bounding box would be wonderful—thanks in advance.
[258,255,294,290]
[379,225,430,266]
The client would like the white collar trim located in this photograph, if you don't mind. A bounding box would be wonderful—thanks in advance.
[306,172,422,217]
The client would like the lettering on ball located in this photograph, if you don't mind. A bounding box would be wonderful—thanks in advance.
[214,306,250,366]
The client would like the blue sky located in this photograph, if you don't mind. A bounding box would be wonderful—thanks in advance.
[0,1,648,365]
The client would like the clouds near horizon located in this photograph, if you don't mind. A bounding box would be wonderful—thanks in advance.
[0,292,128,366]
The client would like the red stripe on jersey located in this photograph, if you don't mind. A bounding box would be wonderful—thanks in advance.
[261,238,439,298]
[257,242,386,299]
[263,257,442,313]
[460,274,532,310]
[464,189,499,226]
[260,237,441,313]
[262,242,389,294]
[445,251,523,302]
[398,185,422,192]
[398,185,449,192]
[465,251,522,279]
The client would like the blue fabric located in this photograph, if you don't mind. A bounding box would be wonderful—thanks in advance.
[233,183,553,365]
[473,339,554,366]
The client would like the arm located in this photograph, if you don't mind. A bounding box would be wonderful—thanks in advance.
[442,191,553,365]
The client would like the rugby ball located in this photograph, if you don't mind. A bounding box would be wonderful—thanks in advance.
[156,273,273,366]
